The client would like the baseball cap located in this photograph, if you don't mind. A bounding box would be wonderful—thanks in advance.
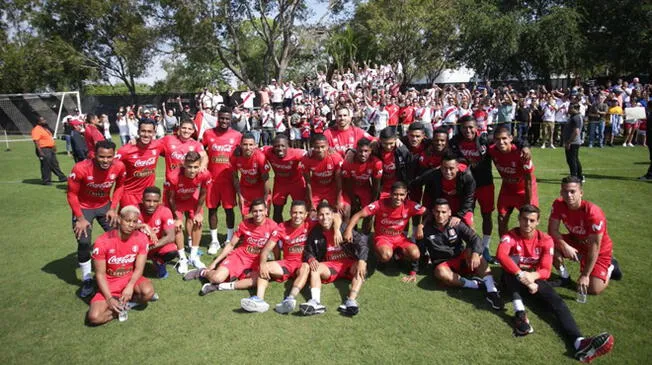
[70,119,83,127]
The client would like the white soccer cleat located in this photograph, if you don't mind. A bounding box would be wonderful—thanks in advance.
[189,256,206,269]
[176,259,189,275]
[241,296,270,313]
[208,241,220,255]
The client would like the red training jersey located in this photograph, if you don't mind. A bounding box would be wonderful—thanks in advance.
[202,127,242,181]
[233,218,279,257]
[91,230,148,279]
[299,152,343,196]
[549,198,613,257]
[116,140,163,196]
[269,219,318,261]
[380,150,397,193]
[496,228,554,280]
[341,156,383,192]
[262,146,305,184]
[488,144,535,193]
[67,159,126,217]
[160,135,204,178]
[323,126,376,157]
[363,198,425,237]
[139,205,175,243]
[84,124,105,159]
[230,149,270,189]
[165,169,212,210]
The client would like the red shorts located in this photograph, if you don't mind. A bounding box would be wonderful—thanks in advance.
[497,187,539,215]
[272,180,306,206]
[207,178,236,209]
[562,234,612,282]
[436,251,473,276]
[475,184,495,214]
[310,191,338,209]
[375,235,416,252]
[273,259,303,282]
[460,212,474,227]
[147,243,177,261]
[120,193,142,208]
[175,200,203,219]
[240,185,267,216]
[90,275,150,303]
[322,258,357,284]
[219,249,259,280]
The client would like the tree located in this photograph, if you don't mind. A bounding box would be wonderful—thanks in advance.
[35,0,160,102]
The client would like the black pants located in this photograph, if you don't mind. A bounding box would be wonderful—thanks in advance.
[565,144,583,179]
[646,142,652,177]
[37,147,66,184]
[502,271,581,341]
[73,203,114,263]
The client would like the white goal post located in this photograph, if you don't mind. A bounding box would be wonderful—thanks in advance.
[0,91,82,145]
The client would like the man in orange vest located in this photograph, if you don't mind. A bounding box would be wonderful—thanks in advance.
[31,117,66,185]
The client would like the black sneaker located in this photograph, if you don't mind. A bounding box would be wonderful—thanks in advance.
[610,258,622,281]
[513,310,534,336]
[79,279,94,298]
[548,277,572,288]
[575,332,614,363]
[485,291,504,310]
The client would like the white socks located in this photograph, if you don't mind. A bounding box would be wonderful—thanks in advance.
[218,282,235,290]
[461,278,479,289]
[80,260,92,281]
[513,299,525,312]
[484,275,498,293]
[226,228,234,242]
[190,246,198,259]
[210,229,218,243]
[311,288,321,303]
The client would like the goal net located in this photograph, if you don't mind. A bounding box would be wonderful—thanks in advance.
[0,91,82,147]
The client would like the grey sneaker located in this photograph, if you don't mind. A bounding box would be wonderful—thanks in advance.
[338,298,359,316]
[80,279,94,298]
[241,296,270,313]
[183,268,205,281]
[275,297,297,314]
[200,283,219,296]
[299,299,326,316]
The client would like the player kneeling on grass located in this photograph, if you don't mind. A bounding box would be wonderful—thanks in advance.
[138,186,178,278]
[183,199,279,296]
[419,199,503,310]
[166,151,212,274]
[240,200,342,313]
[300,202,369,316]
[345,181,425,283]
[86,205,156,326]
[496,204,614,363]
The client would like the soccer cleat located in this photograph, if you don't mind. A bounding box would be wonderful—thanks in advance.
[628,143,634,147]
[200,283,219,296]
[337,298,359,316]
[189,256,206,269]
[79,279,94,298]
[241,296,270,313]
[575,332,614,363]
[540,144,546,149]
[175,259,189,274]
[622,142,627,147]
[485,291,504,310]
[151,293,160,302]
[550,144,556,149]
[183,268,205,281]
[513,310,534,336]
[299,299,326,316]
[153,261,168,279]
[275,297,297,314]
[610,258,622,280]
[207,241,220,255]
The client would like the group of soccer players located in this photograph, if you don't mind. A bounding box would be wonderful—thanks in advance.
[67,106,618,363]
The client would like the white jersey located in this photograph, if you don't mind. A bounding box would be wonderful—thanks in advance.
[240,91,256,109]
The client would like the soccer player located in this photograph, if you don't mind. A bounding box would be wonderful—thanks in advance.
[345,181,425,282]
[341,138,383,232]
[411,152,475,226]
[300,202,369,316]
[115,119,163,207]
[323,106,376,156]
[548,176,621,295]
[497,204,614,363]
[86,205,156,326]
[488,126,538,236]
[418,127,449,172]
[376,127,415,199]
[83,113,106,159]
[166,151,212,273]
[67,140,126,298]
[231,133,272,218]
[262,134,306,223]
[203,107,242,253]
[138,186,177,279]
[299,134,345,214]
[419,199,502,309]
[159,119,207,185]
[240,201,341,313]
[183,199,278,295]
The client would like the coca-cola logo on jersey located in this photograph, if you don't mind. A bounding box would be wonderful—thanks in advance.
[288,234,307,245]
[568,225,586,235]
[177,187,198,194]
[496,165,516,175]
[212,145,233,152]
[170,151,186,160]
[271,162,292,170]
[107,254,137,265]
[380,218,404,226]
[313,170,333,177]
[134,157,157,167]
[87,181,114,189]
[240,168,258,176]
[246,236,268,246]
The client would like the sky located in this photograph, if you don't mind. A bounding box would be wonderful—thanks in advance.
[135,0,334,86]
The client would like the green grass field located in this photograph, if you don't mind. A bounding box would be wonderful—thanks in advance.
[1,138,651,364]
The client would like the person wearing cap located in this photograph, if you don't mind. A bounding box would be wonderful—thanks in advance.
[32,116,67,185]
[69,119,88,162]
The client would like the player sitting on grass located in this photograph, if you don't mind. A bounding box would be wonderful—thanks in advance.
[496,204,614,363]
[299,202,369,316]
[183,199,279,296]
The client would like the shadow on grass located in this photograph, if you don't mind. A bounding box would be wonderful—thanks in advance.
[42,252,80,286]
[633,161,649,165]
[583,174,639,182]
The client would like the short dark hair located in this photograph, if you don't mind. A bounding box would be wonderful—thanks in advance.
[433,198,450,207]
[311,133,327,145]
[459,115,475,125]
[179,119,195,129]
[290,200,307,209]
[494,125,512,136]
[138,118,156,130]
[408,122,425,132]
[218,106,233,114]
[518,204,540,218]
[184,151,201,163]
[273,134,289,144]
[316,200,333,212]
[391,181,408,192]
[379,127,397,140]
[561,175,583,186]
[442,151,459,163]
[143,186,161,197]
[85,113,96,123]
[433,127,449,138]
[250,198,266,210]
[241,132,256,142]
[95,140,116,152]
[357,137,372,148]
